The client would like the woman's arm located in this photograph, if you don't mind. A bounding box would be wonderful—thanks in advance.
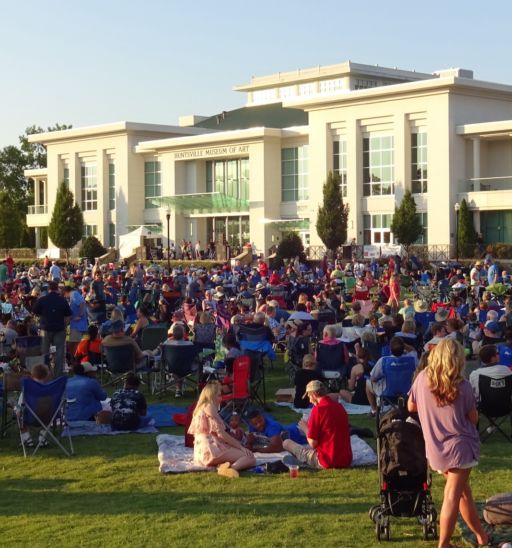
[407,400,418,413]
[467,407,479,425]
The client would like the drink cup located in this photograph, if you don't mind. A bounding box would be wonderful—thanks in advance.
[289,465,299,478]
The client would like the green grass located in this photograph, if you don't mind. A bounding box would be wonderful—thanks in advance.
[1,361,510,547]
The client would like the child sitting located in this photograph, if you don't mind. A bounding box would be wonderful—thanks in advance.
[109,373,152,431]
[227,412,246,444]
[18,364,51,447]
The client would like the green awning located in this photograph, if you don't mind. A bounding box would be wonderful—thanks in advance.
[152,192,249,214]
[267,218,310,230]
[125,224,163,233]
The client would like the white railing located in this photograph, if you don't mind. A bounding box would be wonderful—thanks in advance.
[28,205,48,214]
[459,176,512,193]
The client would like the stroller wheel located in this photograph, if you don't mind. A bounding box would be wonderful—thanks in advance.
[369,505,380,522]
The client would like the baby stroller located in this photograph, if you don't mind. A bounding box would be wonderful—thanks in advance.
[369,402,437,541]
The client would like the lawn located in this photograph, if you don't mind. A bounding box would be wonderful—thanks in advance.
[1,361,510,547]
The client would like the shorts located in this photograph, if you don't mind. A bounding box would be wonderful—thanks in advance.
[69,329,86,343]
[437,460,479,474]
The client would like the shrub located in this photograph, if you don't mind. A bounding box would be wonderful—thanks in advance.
[79,236,107,259]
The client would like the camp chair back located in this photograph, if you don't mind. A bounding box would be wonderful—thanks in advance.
[498,344,512,367]
[317,341,347,391]
[1,371,22,438]
[363,339,385,363]
[380,355,417,399]
[158,343,200,396]
[244,350,268,409]
[140,325,168,352]
[221,355,251,415]
[17,376,73,457]
[414,312,435,335]
[15,336,43,368]
[478,375,512,442]
[101,344,136,386]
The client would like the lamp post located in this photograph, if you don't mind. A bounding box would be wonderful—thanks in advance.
[166,208,171,273]
[454,202,460,263]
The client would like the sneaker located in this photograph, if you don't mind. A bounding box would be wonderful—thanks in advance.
[486,426,496,434]
[217,463,239,478]
[174,390,183,398]
[38,433,49,448]
[20,432,34,447]
[282,454,299,468]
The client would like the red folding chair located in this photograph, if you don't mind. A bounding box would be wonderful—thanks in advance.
[221,355,251,416]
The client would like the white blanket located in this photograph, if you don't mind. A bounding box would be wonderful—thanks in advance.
[157,434,376,473]
[275,400,372,415]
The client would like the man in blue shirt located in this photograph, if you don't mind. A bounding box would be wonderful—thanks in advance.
[66,362,107,421]
[32,281,72,377]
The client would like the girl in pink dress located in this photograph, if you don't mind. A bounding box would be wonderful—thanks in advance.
[387,273,401,310]
[188,382,255,478]
[408,339,490,548]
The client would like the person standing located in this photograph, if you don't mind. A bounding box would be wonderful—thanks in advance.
[195,241,202,260]
[408,339,490,548]
[63,285,88,358]
[32,280,72,377]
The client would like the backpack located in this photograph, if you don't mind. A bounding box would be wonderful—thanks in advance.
[483,492,512,525]
[379,406,427,479]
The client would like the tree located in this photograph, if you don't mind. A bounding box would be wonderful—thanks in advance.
[19,123,72,169]
[48,182,84,261]
[276,232,306,262]
[458,198,477,258]
[316,171,349,256]
[390,190,424,255]
[80,236,106,259]
[0,191,24,252]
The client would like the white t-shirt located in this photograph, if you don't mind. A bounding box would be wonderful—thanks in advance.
[469,365,512,399]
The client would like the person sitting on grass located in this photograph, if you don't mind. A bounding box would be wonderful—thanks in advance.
[246,409,305,453]
[293,354,323,409]
[283,380,352,469]
[187,381,256,478]
[18,363,51,448]
[109,373,153,431]
[66,362,108,422]
[339,347,372,406]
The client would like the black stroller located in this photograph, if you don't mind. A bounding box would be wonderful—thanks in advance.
[369,402,438,541]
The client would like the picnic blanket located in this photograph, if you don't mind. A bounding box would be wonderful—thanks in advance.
[157,433,376,473]
[458,503,511,547]
[147,404,187,427]
[275,400,372,415]
[62,419,158,437]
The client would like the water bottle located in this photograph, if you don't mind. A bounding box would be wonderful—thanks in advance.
[253,466,265,474]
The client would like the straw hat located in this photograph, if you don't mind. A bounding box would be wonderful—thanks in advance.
[413,300,429,313]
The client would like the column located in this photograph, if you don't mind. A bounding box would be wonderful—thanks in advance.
[472,137,481,191]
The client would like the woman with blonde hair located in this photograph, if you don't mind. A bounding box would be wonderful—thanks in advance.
[188,382,256,478]
[408,339,489,548]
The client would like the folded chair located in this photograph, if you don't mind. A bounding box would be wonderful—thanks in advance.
[221,355,251,417]
[16,376,74,457]
[156,344,200,397]
[478,375,512,442]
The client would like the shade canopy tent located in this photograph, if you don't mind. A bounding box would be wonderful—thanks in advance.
[118,226,171,259]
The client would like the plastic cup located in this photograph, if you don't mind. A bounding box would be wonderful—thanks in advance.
[289,465,299,478]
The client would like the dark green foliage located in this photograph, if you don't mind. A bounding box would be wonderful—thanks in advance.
[276,232,306,261]
[0,191,24,251]
[48,182,84,260]
[390,190,423,252]
[80,236,107,259]
[458,199,477,258]
[316,171,349,254]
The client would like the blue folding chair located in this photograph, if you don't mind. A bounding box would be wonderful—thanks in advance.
[17,376,74,457]
[380,355,417,399]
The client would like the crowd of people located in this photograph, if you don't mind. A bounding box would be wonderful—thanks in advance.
[2,251,511,546]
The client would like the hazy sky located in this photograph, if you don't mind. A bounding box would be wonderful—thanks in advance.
[1,0,511,147]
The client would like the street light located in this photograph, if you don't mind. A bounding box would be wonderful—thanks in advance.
[166,207,171,273]
[454,202,460,263]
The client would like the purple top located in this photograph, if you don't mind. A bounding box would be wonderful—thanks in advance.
[409,370,480,472]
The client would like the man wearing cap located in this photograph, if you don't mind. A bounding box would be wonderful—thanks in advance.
[282,380,352,469]
[102,319,146,368]
[66,361,108,422]
[32,280,72,377]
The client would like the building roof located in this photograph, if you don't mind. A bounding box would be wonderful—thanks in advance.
[193,103,308,131]
[27,121,212,144]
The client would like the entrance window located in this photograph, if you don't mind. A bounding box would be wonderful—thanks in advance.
[206,158,249,200]
[281,146,309,202]
[415,212,428,244]
[144,160,161,209]
[411,130,428,194]
[206,216,250,252]
[363,213,393,245]
[81,163,97,210]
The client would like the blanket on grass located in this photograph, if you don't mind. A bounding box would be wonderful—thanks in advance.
[457,503,511,547]
[62,419,158,437]
[147,404,187,427]
[275,400,372,415]
[157,433,376,473]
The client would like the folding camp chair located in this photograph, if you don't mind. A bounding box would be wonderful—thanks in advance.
[156,343,200,397]
[1,372,22,438]
[317,341,348,391]
[140,325,168,352]
[245,350,268,410]
[478,375,512,442]
[16,376,74,457]
[221,355,251,417]
[101,344,136,388]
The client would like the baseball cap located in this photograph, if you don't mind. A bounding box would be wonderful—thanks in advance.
[303,380,325,398]
[485,321,500,334]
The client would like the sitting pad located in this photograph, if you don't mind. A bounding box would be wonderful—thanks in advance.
[157,433,376,473]
[147,404,187,427]
[62,419,158,437]
[458,503,512,547]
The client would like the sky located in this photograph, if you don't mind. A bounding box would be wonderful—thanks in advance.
[1,0,512,147]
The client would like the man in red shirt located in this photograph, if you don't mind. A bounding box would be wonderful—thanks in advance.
[283,380,352,469]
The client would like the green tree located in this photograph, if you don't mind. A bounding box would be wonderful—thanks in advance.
[276,232,306,262]
[19,123,72,169]
[390,190,424,255]
[0,191,24,252]
[458,198,477,258]
[80,236,107,259]
[316,171,349,256]
[48,182,84,262]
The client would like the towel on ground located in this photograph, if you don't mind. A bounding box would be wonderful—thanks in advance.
[62,419,158,437]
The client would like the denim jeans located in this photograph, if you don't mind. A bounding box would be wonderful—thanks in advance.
[41,329,67,377]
